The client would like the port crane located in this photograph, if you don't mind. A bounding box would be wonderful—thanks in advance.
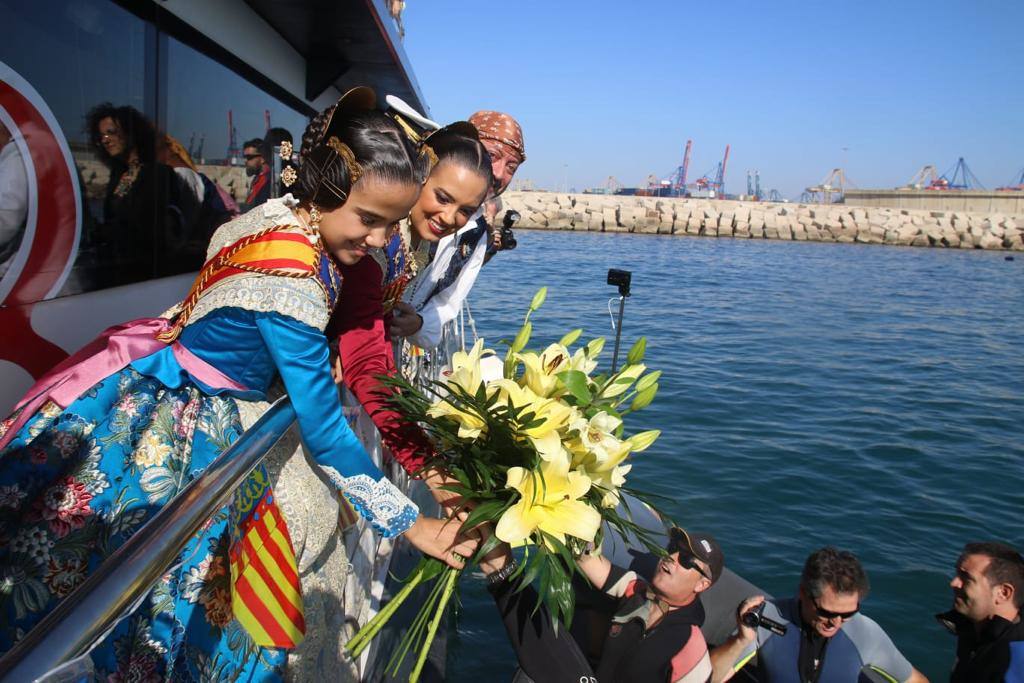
[694,144,730,197]
[746,170,762,200]
[996,168,1024,192]
[906,165,946,190]
[226,110,240,162]
[805,168,852,204]
[939,157,984,190]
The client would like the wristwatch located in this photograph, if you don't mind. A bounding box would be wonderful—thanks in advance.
[486,560,518,586]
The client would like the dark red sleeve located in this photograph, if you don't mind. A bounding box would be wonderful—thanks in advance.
[329,257,431,474]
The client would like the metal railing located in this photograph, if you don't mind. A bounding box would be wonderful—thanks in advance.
[0,397,298,683]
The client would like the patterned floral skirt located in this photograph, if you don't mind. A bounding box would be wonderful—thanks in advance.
[0,366,286,681]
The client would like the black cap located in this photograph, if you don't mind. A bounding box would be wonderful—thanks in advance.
[669,527,724,584]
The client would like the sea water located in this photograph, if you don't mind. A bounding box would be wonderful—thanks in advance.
[447,230,1024,680]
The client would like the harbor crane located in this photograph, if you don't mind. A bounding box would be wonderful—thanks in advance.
[906,165,945,190]
[940,157,984,190]
[226,110,240,162]
[805,168,852,204]
[605,176,622,193]
[666,139,692,195]
[694,144,730,197]
[746,170,762,200]
[996,168,1024,192]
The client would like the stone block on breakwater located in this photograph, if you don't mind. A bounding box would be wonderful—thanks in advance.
[499,191,1024,251]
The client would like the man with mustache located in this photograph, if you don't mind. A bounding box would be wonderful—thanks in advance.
[710,547,927,683]
[938,541,1024,682]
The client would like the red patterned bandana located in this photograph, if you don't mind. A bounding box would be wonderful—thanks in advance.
[468,111,525,162]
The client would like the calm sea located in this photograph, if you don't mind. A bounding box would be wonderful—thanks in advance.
[445,230,1024,681]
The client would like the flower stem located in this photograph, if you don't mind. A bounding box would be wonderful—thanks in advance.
[409,567,460,683]
[346,562,426,657]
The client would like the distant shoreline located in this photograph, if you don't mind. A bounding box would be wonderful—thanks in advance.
[500,191,1024,251]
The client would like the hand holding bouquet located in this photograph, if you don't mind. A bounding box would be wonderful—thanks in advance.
[346,288,664,681]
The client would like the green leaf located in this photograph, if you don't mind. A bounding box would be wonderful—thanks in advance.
[626,337,647,365]
[556,370,592,404]
[510,321,532,354]
[558,328,583,347]
[634,370,662,393]
[629,383,658,411]
[585,337,606,358]
[530,287,548,311]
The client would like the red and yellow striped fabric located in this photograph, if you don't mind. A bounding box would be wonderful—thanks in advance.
[194,230,319,296]
[229,466,306,648]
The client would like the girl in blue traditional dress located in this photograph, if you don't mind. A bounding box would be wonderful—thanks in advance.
[0,88,476,680]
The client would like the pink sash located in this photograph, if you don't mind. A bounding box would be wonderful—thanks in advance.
[0,318,246,450]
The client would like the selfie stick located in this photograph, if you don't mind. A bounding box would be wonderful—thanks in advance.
[607,269,632,374]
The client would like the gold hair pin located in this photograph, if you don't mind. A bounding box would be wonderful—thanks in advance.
[327,136,363,183]
[279,140,293,160]
[421,144,438,172]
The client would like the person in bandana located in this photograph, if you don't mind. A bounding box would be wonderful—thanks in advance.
[388,109,525,349]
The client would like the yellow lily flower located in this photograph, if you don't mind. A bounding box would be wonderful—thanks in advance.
[517,343,571,397]
[570,411,624,463]
[496,457,602,546]
[493,379,574,461]
[427,339,491,439]
[573,439,634,508]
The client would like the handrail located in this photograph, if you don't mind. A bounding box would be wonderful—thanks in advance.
[0,397,298,682]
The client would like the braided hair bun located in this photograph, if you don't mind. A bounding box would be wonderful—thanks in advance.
[293,97,427,210]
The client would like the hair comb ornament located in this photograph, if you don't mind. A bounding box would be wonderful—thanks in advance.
[281,165,297,188]
[421,144,438,172]
[326,136,364,184]
[279,140,293,160]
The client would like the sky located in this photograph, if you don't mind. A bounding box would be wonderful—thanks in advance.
[401,0,1024,199]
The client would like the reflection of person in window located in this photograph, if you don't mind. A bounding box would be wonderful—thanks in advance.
[0,119,29,278]
[243,137,271,209]
[158,134,237,248]
[85,103,185,284]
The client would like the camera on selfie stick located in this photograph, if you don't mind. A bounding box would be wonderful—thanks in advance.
[499,210,520,250]
[607,269,632,374]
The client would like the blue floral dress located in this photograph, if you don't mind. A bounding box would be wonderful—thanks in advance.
[0,198,418,681]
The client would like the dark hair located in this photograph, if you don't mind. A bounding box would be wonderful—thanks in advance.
[85,102,157,168]
[242,138,264,153]
[425,127,494,192]
[801,547,870,600]
[294,107,425,210]
[263,127,292,158]
[961,542,1024,609]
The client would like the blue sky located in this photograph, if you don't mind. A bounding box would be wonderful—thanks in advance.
[403,0,1024,199]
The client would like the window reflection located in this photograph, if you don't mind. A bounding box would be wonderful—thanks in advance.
[1,0,310,297]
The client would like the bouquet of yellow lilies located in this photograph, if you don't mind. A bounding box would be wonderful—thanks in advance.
[345,288,664,681]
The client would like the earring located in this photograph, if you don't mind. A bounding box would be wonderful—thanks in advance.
[309,204,322,230]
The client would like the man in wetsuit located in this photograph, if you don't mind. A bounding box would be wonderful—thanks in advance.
[481,526,722,682]
[709,547,928,683]
[938,541,1024,682]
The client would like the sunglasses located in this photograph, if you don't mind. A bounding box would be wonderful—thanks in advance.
[243,154,263,161]
[810,594,859,621]
[667,528,711,581]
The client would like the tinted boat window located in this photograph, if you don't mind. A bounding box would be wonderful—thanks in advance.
[165,36,308,215]
[2,0,150,296]
[1,0,310,300]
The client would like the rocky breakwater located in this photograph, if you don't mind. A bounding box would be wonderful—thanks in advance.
[500,191,1024,251]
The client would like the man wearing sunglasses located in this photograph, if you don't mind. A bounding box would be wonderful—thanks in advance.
[709,547,928,683]
[242,138,271,209]
[480,526,722,682]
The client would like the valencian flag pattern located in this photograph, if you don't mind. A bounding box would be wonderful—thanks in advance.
[228,465,306,648]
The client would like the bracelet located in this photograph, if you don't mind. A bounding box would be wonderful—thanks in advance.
[486,560,518,586]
